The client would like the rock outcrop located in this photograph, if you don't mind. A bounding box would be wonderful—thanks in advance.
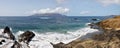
[97,15,120,31]
[0,26,35,48]
[18,31,35,44]
[51,15,120,48]
[3,26,15,40]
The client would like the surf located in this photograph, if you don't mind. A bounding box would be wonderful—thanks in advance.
[12,26,101,48]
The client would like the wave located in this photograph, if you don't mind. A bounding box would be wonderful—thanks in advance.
[0,26,101,48]
[15,26,100,48]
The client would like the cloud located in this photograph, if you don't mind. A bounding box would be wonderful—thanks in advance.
[98,0,120,6]
[32,7,70,14]
[56,0,67,4]
[80,11,91,15]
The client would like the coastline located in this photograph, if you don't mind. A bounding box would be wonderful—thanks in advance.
[0,26,100,48]
[0,15,120,48]
[51,15,120,48]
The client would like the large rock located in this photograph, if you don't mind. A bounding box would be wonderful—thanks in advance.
[3,26,15,40]
[18,31,35,44]
[0,27,35,48]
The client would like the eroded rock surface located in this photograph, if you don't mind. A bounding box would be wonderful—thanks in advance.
[97,15,120,31]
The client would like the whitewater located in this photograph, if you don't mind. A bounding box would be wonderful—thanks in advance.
[0,26,101,48]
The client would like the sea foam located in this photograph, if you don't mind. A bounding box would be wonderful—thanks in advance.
[0,27,101,48]
[17,27,100,48]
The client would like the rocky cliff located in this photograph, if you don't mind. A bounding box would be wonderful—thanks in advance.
[51,15,120,48]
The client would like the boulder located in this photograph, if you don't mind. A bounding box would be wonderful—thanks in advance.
[0,27,35,48]
[3,26,15,40]
[18,31,35,44]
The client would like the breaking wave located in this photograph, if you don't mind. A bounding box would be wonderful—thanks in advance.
[13,27,101,48]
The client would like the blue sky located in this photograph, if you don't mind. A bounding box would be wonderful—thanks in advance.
[0,0,120,16]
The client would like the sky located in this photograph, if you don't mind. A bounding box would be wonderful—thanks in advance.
[0,0,120,16]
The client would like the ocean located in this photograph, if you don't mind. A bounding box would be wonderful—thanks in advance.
[0,16,108,48]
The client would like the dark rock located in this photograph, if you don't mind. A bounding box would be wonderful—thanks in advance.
[18,31,35,44]
[1,40,5,42]
[50,42,65,48]
[50,42,73,48]
[92,19,99,21]
[11,41,21,48]
[0,42,2,45]
[3,26,15,40]
[0,26,35,48]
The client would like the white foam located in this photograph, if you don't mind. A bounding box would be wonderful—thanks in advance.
[0,27,101,48]
[0,29,4,35]
[0,38,14,48]
[18,27,100,48]
[85,23,91,26]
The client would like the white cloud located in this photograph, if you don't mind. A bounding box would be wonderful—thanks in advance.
[56,0,67,4]
[32,7,70,14]
[80,11,91,15]
[98,0,120,6]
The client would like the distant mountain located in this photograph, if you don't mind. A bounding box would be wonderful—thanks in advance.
[29,13,68,24]
[30,13,66,17]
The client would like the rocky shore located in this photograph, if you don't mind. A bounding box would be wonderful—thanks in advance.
[0,15,120,48]
[51,15,120,48]
[0,26,35,48]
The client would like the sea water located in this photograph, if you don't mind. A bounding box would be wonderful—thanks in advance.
[0,16,107,48]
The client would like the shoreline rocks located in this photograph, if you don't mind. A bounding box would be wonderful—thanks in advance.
[18,31,35,44]
[97,15,120,31]
[0,26,35,48]
[3,26,15,40]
